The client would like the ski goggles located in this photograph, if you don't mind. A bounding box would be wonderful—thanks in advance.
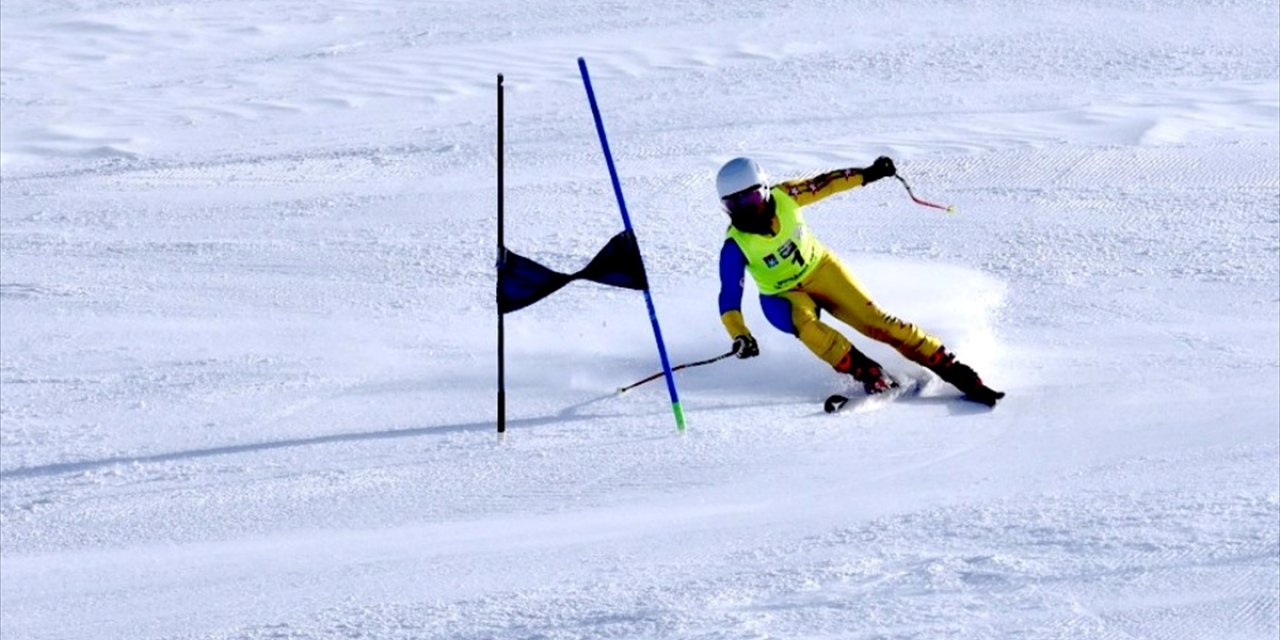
[720,185,770,213]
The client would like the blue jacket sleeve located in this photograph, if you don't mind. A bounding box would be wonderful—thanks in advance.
[718,239,746,315]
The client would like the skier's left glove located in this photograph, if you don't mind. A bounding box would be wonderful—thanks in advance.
[732,334,759,359]
[863,156,896,183]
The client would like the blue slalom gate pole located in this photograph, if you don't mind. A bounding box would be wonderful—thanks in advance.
[577,57,686,432]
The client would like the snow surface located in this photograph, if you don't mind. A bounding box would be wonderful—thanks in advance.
[2,0,1278,638]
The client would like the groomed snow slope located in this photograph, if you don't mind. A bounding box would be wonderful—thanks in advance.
[1,1,1278,638]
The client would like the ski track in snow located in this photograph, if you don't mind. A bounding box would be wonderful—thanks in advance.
[2,0,1278,639]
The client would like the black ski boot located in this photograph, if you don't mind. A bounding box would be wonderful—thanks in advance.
[925,347,1004,406]
[835,347,897,395]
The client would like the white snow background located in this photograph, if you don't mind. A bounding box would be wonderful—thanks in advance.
[1,0,1278,638]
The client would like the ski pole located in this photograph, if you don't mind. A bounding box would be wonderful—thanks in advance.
[895,174,954,213]
[617,348,738,394]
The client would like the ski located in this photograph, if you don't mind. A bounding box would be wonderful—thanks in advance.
[823,375,1004,413]
[964,388,1005,407]
[824,376,922,414]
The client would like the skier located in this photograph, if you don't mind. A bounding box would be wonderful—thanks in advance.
[716,156,1004,406]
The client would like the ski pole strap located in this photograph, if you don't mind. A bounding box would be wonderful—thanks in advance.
[895,175,954,212]
[617,349,737,394]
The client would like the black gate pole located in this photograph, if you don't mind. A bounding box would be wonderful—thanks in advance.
[497,74,506,437]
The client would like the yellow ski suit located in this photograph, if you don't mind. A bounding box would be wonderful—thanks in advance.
[718,168,944,367]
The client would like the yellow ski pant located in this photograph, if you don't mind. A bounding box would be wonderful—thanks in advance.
[762,254,943,366]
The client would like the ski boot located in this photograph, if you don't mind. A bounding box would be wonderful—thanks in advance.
[925,347,1005,406]
[835,347,897,395]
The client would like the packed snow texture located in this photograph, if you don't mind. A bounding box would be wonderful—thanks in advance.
[1,0,1278,638]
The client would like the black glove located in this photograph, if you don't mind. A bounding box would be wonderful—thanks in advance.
[864,156,896,183]
[733,334,759,359]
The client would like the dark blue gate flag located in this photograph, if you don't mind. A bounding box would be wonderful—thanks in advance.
[499,230,648,314]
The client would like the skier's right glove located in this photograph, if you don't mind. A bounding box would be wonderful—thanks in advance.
[733,334,759,359]
[863,156,896,183]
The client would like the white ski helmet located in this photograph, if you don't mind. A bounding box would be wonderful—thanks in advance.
[716,157,768,198]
